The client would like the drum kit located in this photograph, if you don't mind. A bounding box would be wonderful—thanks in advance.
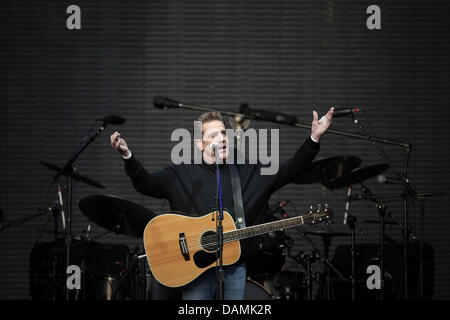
[243,155,401,300]
[22,137,437,302]
[31,151,402,300]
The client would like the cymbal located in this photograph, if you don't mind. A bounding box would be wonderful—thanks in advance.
[363,219,398,225]
[327,163,389,189]
[304,230,350,237]
[79,194,155,237]
[40,161,106,189]
[294,155,362,185]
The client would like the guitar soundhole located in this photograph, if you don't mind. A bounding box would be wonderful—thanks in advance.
[201,231,218,252]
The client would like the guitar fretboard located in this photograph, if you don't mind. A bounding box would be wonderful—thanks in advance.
[223,213,312,243]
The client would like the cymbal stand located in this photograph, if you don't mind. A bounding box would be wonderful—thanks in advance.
[288,240,319,300]
[358,183,389,299]
[53,120,110,300]
[50,204,61,300]
[298,251,319,300]
[118,249,147,300]
[346,214,357,300]
[377,202,387,300]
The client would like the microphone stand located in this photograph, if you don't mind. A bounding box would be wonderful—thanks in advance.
[154,97,411,149]
[53,120,109,300]
[213,147,225,300]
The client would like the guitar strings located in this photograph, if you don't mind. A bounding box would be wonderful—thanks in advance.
[181,225,277,251]
[182,220,302,251]
[179,213,321,251]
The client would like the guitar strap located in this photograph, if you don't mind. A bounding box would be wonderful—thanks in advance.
[229,164,246,229]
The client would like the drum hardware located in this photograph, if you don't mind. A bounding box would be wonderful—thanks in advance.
[39,161,106,190]
[1,197,68,299]
[326,162,391,299]
[119,249,150,300]
[351,182,419,300]
[326,163,389,189]
[301,229,348,300]
[244,278,273,300]
[295,251,320,300]
[29,237,130,300]
[39,117,121,299]
[250,271,307,300]
[75,195,157,300]
[294,155,362,187]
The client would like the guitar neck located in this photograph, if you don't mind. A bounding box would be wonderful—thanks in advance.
[224,214,307,243]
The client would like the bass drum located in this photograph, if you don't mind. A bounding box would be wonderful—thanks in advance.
[244,278,273,300]
[246,216,287,277]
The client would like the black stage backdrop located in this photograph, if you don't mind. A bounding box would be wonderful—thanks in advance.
[1,0,449,300]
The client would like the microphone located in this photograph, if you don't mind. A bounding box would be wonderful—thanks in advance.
[332,108,359,118]
[239,103,298,125]
[343,186,352,224]
[153,95,182,109]
[376,175,408,184]
[210,142,220,151]
[99,115,127,125]
[57,185,66,231]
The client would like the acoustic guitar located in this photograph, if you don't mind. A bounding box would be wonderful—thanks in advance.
[143,206,333,287]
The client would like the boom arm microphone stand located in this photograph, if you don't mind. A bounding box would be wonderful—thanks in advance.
[53,120,111,300]
[153,96,411,148]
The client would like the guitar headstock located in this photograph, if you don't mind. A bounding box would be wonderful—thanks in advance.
[304,204,334,226]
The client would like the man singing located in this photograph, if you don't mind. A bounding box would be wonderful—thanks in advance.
[110,107,334,300]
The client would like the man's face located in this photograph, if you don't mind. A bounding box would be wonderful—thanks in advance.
[200,120,229,162]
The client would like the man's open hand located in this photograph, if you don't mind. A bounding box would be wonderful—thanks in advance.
[311,107,334,142]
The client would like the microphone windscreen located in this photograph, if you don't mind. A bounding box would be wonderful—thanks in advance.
[103,115,126,125]
[153,95,166,109]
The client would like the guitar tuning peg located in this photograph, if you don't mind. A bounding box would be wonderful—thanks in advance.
[309,205,314,213]
[316,204,322,212]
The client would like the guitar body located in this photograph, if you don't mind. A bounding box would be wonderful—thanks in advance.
[143,211,241,288]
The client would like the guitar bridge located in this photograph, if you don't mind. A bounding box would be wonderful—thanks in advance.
[179,233,190,261]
